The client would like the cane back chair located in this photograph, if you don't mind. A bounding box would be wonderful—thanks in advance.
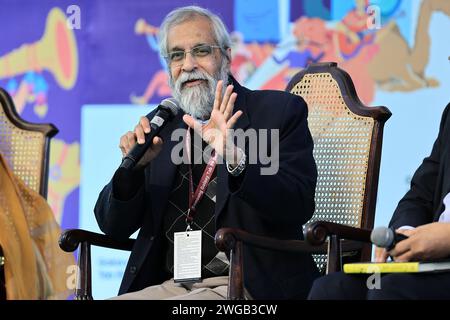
[214,62,391,299]
[0,87,58,299]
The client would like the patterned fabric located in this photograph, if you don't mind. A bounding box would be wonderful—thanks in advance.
[163,130,229,279]
[0,153,75,299]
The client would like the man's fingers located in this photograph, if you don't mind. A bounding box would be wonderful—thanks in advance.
[120,131,136,155]
[374,247,388,263]
[119,146,126,156]
[148,136,163,154]
[119,135,129,156]
[213,80,223,111]
[396,228,416,237]
[183,114,196,128]
[139,116,151,133]
[183,114,203,135]
[223,92,237,120]
[389,238,411,258]
[220,85,234,113]
[153,136,162,145]
[394,251,413,262]
[134,125,146,144]
[226,110,243,129]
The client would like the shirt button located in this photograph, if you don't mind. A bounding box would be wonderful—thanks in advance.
[150,236,154,241]
[130,266,137,274]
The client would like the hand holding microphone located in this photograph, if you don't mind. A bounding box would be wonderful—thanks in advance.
[371,226,409,251]
[119,98,179,170]
[371,226,410,262]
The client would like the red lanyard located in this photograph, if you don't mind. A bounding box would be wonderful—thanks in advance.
[185,129,217,228]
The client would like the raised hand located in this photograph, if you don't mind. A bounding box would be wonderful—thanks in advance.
[183,80,243,165]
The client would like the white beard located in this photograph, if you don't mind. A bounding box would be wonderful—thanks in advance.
[169,61,229,120]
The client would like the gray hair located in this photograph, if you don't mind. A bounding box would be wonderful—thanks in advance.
[158,6,231,62]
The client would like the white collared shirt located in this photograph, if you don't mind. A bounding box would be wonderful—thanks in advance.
[399,191,450,231]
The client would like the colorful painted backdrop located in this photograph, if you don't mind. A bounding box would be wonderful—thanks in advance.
[1,0,449,298]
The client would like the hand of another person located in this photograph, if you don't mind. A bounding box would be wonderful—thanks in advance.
[119,116,163,168]
[374,246,389,263]
[389,222,450,262]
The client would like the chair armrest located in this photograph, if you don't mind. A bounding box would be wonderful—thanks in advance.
[215,227,365,255]
[58,229,135,300]
[305,221,372,246]
[215,228,328,300]
[215,227,328,254]
[59,229,135,252]
[214,227,368,299]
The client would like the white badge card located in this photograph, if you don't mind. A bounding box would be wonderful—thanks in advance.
[174,230,202,282]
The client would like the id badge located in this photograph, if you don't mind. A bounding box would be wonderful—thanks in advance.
[174,230,202,283]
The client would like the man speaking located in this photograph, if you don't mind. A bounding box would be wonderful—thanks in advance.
[95,5,319,299]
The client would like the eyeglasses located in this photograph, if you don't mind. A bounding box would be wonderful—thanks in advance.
[165,44,222,65]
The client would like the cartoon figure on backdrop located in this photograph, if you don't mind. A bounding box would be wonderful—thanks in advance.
[333,0,377,61]
[0,7,78,117]
[232,0,376,93]
[246,21,325,92]
[130,18,172,105]
[5,72,49,118]
[281,27,325,77]
[229,31,256,83]
[295,0,450,103]
[0,7,80,225]
[229,31,276,85]
[228,31,276,83]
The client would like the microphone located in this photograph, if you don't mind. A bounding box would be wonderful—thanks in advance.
[370,226,409,251]
[120,97,179,170]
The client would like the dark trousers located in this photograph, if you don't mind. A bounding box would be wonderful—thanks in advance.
[308,271,450,300]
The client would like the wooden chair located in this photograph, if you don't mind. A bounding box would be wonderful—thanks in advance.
[0,87,58,299]
[215,62,391,299]
[59,62,391,300]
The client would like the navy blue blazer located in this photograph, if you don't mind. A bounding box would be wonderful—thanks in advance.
[94,77,320,299]
[390,103,450,229]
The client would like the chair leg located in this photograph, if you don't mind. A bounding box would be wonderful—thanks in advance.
[228,240,244,300]
[326,235,342,274]
[75,242,93,300]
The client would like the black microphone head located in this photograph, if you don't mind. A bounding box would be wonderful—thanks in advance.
[160,97,179,116]
[370,226,394,248]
